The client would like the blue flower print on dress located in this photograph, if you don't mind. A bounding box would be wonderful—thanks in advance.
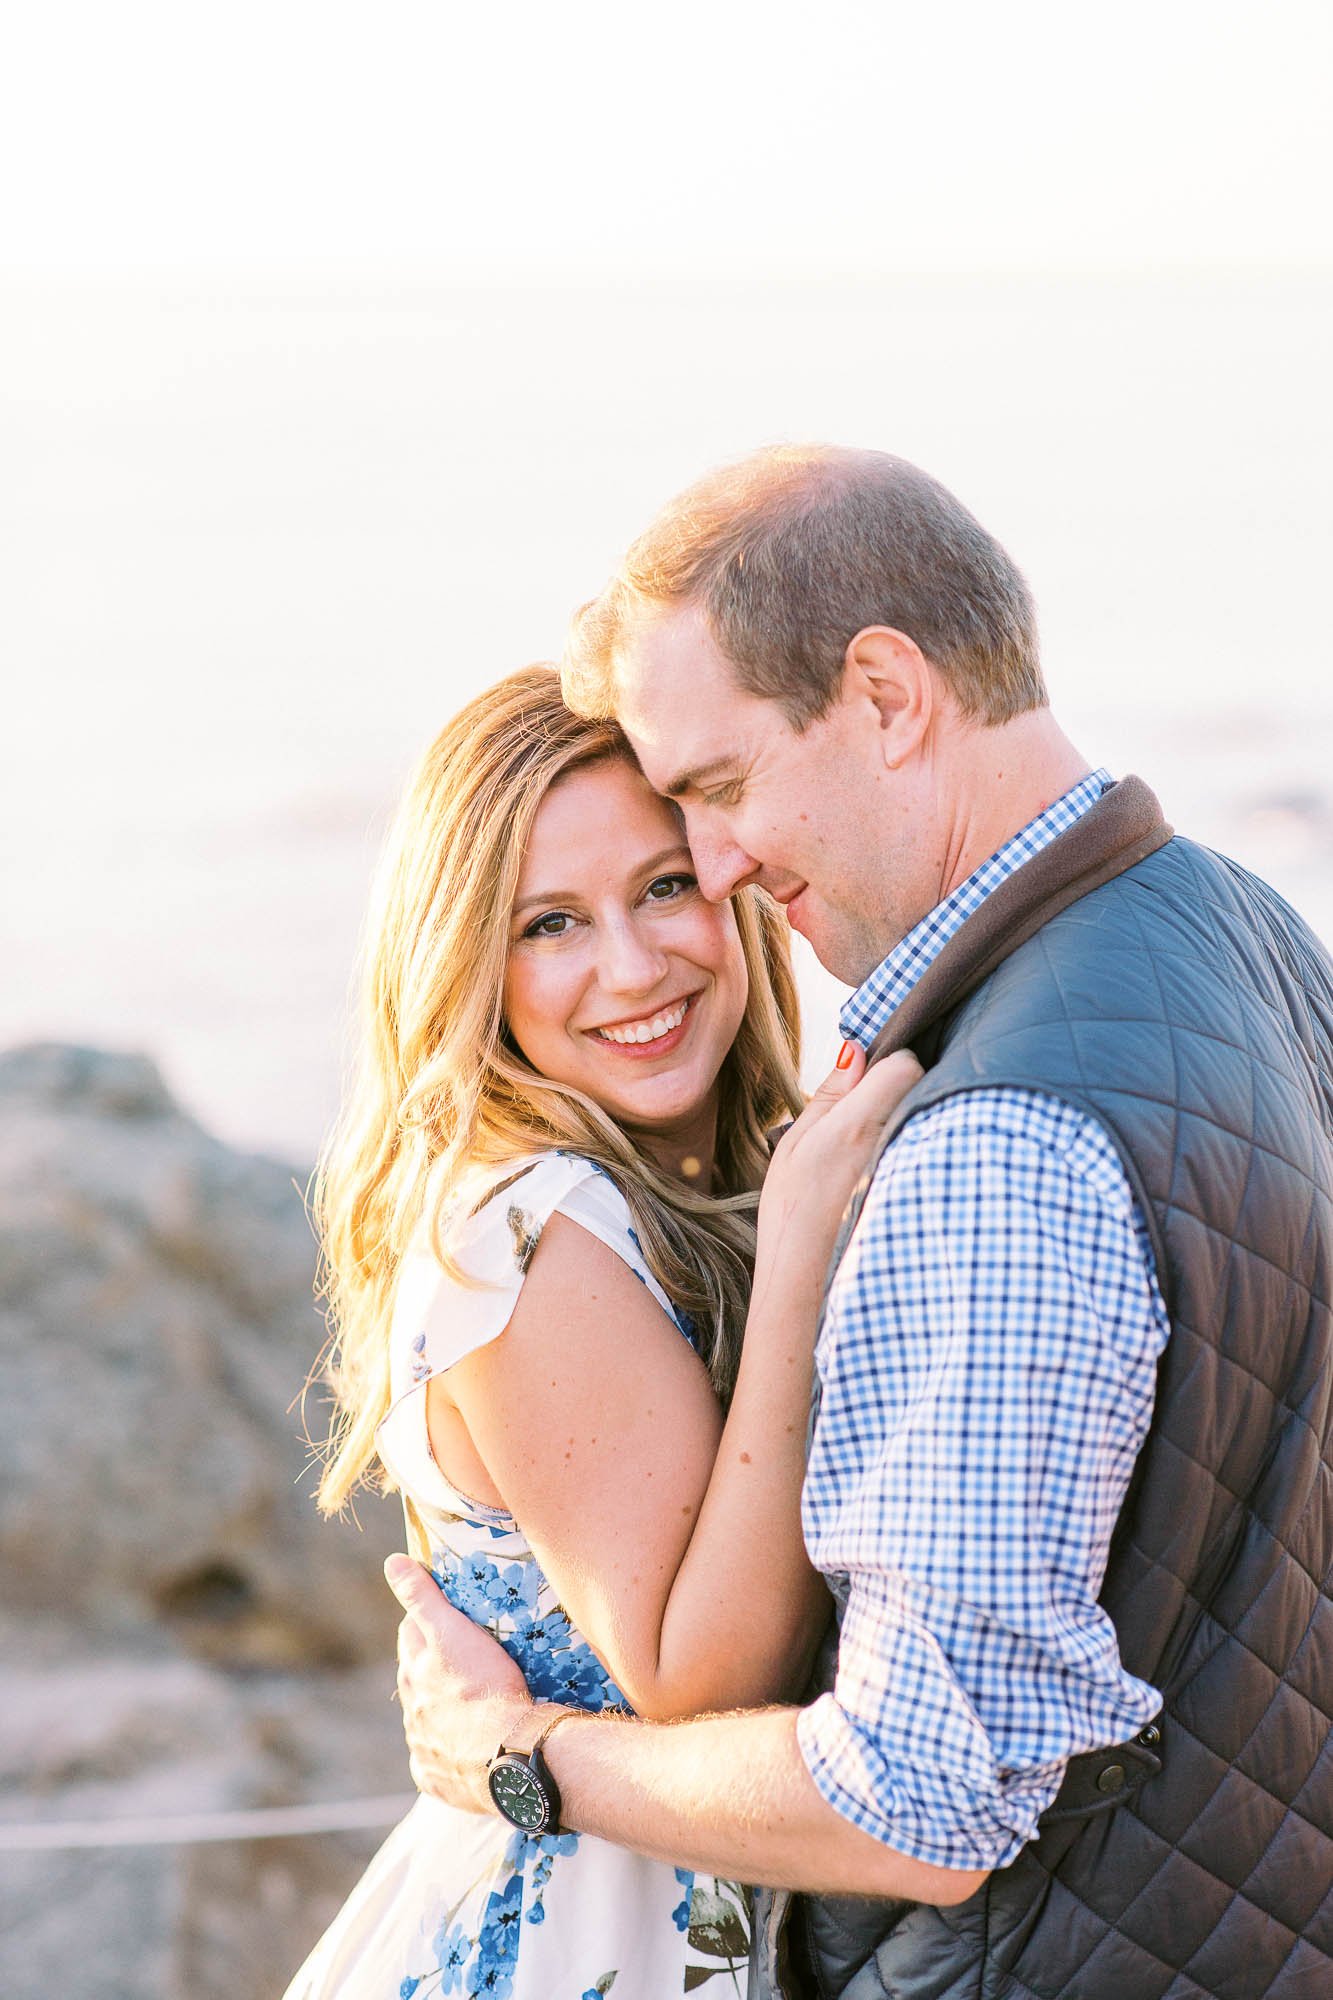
[672,1866,694,1932]
[462,1869,524,1998]
[509,1827,581,1927]
[430,1921,470,1993]
[429,1544,625,1712]
[433,1551,503,1625]
[433,1550,539,1630]
[525,1856,552,1925]
[482,1562,541,1620]
[517,1606,573,1657]
[399,1980,420,2000]
[516,1636,623,1710]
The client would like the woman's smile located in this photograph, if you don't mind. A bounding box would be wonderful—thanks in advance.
[586,992,698,1054]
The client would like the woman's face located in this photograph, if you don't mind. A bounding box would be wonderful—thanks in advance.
[503,756,749,1167]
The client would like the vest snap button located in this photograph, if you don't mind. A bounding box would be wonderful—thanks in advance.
[1096,1762,1126,1793]
[1138,1724,1161,1747]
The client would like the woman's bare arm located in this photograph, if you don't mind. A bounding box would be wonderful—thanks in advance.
[428,1047,921,1720]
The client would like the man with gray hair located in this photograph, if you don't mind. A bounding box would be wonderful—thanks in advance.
[390,446,1333,1998]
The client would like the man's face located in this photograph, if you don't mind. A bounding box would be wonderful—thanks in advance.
[614,602,935,986]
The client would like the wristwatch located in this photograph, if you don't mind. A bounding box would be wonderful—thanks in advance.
[486,1711,582,1834]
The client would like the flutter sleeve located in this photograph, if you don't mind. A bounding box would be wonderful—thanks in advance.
[375,1151,683,1507]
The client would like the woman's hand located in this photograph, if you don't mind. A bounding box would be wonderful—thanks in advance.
[754,1042,924,1319]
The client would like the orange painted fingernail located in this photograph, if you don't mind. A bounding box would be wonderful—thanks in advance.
[836,1040,857,1070]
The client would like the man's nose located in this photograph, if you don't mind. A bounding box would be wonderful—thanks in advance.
[688,825,761,903]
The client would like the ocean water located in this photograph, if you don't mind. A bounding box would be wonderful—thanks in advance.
[2,269,1330,1162]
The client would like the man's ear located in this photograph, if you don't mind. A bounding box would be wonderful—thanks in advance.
[842,626,934,770]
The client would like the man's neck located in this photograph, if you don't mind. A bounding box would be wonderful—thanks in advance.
[932,708,1092,903]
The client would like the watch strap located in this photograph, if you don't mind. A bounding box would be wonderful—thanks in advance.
[487,1709,591,1834]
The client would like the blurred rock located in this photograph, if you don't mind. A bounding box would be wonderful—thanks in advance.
[0,1041,401,1667]
[0,1044,414,1999]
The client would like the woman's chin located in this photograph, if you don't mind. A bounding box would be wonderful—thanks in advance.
[592,1070,718,1141]
[612,1098,710,1139]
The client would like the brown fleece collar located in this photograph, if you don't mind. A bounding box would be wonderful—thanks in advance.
[867,775,1172,1065]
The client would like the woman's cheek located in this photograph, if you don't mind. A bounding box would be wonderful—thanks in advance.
[502,961,557,1069]
[535,961,591,1059]
[702,906,749,1002]
[684,899,738,962]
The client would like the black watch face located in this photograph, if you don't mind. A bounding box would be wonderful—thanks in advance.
[488,1756,553,1832]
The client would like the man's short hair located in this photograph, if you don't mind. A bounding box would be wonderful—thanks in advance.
[563,444,1047,727]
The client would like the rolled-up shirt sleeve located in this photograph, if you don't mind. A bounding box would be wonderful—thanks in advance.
[796,1089,1171,1872]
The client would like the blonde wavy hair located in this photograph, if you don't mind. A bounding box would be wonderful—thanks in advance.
[314,664,803,1513]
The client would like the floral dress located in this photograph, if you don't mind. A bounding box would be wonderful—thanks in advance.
[283,1152,751,2000]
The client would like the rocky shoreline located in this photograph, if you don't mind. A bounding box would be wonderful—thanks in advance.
[0,1045,411,1998]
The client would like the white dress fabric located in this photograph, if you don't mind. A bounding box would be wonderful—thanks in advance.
[284,1150,751,2000]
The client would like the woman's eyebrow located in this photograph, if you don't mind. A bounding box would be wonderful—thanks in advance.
[511,846,692,916]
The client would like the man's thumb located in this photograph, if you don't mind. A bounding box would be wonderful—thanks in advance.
[385,1555,441,1624]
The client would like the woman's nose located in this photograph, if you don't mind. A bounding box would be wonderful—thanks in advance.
[596,916,670,996]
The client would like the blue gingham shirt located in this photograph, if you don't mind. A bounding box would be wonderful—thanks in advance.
[796,770,1171,1872]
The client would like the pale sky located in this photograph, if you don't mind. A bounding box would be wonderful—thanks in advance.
[2,2,1331,1156]
[2,0,1330,276]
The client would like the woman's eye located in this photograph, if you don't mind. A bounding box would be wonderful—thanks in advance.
[644,873,696,903]
[523,910,573,939]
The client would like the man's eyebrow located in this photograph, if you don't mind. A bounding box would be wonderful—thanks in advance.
[511,845,692,915]
[661,758,736,800]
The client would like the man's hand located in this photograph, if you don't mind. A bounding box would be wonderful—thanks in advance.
[386,1555,538,1812]
[386,1555,988,1903]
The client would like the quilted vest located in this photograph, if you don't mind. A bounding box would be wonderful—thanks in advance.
[761,823,1333,1999]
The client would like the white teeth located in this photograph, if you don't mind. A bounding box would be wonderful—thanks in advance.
[595,1000,690,1046]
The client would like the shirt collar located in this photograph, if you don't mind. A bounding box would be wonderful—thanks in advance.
[839,768,1113,1048]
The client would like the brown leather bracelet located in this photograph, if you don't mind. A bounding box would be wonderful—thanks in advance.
[529,1707,591,1763]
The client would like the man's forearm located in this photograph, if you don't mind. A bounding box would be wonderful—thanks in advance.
[389,1560,983,1905]
[545,1702,985,1906]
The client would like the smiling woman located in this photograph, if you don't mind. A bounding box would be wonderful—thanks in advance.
[286,664,920,1997]
[503,757,749,1182]
[315,666,801,1436]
